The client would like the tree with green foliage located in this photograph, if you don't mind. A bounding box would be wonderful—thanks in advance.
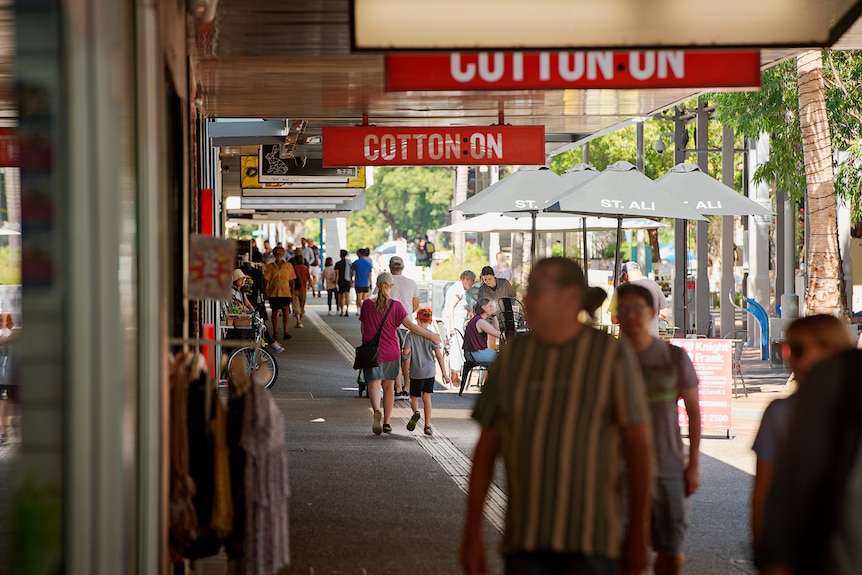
[710,51,862,316]
[346,166,454,250]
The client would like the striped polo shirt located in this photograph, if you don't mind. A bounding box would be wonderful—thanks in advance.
[473,326,649,558]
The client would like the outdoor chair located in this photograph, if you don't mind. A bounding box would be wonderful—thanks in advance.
[724,330,749,398]
[497,296,527,342]
[696,319,715,338]
[456,328,492,396]
[658,318,679,340]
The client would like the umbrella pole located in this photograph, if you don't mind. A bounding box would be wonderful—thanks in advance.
[582,217,589,283]
[531,211,537,266]
[613,216,623,289]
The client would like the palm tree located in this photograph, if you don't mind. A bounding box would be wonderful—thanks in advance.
[797,50,846,316]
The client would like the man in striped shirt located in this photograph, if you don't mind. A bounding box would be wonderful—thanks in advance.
[461,257,655,575]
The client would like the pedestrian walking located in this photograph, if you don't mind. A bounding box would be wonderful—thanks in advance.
[308,238,321,297]
[292,254,312,328]
[388,255,419,400]
[461,257,654,575]
[403,308,451,436]
[264,246,296,342]
[757,348,862,575]
[322,257,338,315]
[359,273,440,436]
[351,248,373,316]
[334,249,352,316]
[751,315,854,548]
[616,282,701,575]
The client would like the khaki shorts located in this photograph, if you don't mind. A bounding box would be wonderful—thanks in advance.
[652,476,688,556]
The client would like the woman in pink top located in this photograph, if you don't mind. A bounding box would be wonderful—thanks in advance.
[360,272,441,435]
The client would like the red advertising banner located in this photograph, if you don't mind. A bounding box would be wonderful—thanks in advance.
[671,338,733,437]
[386,51,761,91]
[322,126,545,167]
[0,127,19,167]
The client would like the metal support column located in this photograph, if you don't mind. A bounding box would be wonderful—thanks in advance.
[748,134,772,349]
[695,99,711,335]
[720,126,736,338]
[775,186,786,305]
[672,108,688,332]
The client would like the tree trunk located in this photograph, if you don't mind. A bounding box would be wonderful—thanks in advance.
[453,166,469,263]
[648,228,661,262]
[796,50,846,316]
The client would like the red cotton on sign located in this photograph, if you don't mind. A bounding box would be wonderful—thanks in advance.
[322,126,546,167]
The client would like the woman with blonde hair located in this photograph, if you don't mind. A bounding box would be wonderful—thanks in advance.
[359,273,441,435]
[751,314,854,546]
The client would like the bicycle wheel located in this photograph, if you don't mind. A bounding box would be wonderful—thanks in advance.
[228,346,279,390]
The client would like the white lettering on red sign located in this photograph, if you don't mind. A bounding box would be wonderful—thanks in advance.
[450,51,685,84]
[363,132,504,163]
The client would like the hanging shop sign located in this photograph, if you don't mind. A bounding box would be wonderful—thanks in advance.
[671,338,734,438]
[258,145,358,183]
[385,51,761,91]
[322,125,545,167]
[242,155,366,189]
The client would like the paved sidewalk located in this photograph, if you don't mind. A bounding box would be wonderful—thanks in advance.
[3,298,793,574]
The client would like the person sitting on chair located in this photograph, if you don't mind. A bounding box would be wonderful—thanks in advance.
[463,298,501,364]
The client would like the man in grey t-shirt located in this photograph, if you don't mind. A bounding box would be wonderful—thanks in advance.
[388,256,419,399]
[617,282,701,575]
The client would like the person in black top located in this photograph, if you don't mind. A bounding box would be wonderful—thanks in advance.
[334,249,351,316]
[240,257,267,320]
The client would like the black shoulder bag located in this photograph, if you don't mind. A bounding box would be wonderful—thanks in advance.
[353,301,394,370]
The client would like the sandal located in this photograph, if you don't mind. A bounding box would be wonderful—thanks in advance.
[407,410,421,431]
[382,423,393,434]
[423,425,432,436]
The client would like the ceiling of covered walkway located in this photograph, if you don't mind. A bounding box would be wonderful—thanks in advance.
[190,0,862,219]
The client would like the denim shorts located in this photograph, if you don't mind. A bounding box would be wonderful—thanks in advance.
[363,359,401,382]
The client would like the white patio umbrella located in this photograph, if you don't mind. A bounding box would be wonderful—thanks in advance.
[546,160,708,286]
[451,165,572,263]
[655,163,772,333]
[655,163,772,217]
[560,163,601,279]
[439,212,665,233]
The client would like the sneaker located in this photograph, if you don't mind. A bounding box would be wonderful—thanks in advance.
[372,409,383,435]
[406,410,421,431]
[271,342,285,353]
[398,391,410,400]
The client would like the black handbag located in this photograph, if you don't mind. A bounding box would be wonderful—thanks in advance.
[353,301,394,370]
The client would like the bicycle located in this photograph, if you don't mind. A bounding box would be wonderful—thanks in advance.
[226,312,279,390]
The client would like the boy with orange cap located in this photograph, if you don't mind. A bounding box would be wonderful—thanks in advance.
[402,308,451,435]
